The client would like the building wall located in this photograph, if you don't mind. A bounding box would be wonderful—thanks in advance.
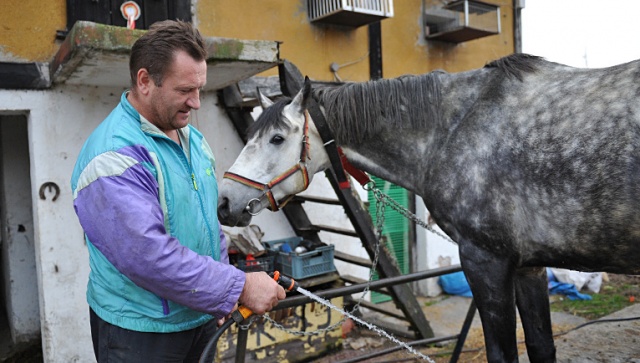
[197,0,515,80]
[0,0,66,62]
[0,1,515,74]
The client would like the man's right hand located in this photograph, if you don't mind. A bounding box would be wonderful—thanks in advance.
[238,272,286,315]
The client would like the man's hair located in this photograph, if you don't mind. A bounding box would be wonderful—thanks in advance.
[129,20,207,88]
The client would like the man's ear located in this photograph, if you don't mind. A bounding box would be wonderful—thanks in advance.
[136,68,153,95]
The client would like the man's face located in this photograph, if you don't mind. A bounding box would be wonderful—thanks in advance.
[147,51,207,132]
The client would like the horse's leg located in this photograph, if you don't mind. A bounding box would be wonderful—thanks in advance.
[514,267,556,363]
[459,242,519,363]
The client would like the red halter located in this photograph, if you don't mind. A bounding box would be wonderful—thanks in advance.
[223,111,311,214]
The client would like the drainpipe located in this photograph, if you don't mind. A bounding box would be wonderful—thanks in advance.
[368,21,383,80]
[513,0,525,53]
[368,20,419,282]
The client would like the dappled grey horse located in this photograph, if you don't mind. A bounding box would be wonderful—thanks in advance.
[217,54,640,362]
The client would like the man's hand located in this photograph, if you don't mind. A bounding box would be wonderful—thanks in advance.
[238,272,286,315]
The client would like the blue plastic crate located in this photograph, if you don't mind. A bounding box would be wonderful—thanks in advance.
[263,237,336,280]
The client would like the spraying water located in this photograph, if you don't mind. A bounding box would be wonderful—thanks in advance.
[296,286,435,362]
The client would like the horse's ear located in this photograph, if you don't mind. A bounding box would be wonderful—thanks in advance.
[290,76,312,113]
[257,88,274,109]
[302,76,311,104]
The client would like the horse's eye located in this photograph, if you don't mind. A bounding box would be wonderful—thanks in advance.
[270,135,284,145]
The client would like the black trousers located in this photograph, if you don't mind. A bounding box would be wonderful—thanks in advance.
[90,308,217,363]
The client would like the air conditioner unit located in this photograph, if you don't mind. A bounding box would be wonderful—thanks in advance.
[308,0,394,28]
[424,0,500,43]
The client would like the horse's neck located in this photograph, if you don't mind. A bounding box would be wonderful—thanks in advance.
[332,69,492,193]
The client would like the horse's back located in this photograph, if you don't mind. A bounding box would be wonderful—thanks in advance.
[435,55,640,274]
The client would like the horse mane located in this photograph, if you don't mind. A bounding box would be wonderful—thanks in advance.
[312,73,442,145]
[248,98,291,138]
[248,55,541,144]
[484,53,543,81]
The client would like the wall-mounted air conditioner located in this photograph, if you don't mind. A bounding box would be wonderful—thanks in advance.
[424,0,500,43]
[308,0,394,28]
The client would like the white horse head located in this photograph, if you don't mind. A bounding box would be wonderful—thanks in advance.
[218,80,330,226]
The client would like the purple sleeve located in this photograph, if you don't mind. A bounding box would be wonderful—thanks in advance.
[74,162,245,318]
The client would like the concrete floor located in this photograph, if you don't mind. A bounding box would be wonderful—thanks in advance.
[314,294,640,362]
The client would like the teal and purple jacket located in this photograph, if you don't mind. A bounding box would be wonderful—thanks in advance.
[71,92,245,333]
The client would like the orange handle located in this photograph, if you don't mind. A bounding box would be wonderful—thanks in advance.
[236,305,253,320]
[231,271,286,323]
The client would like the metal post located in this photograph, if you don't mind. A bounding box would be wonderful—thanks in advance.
[273,265,462,310]
[449,299,477,363]
[234,325,249,363]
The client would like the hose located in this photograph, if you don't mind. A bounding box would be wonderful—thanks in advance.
[198,317,235,363]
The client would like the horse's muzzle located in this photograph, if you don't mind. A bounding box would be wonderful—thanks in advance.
[217,196,253,227]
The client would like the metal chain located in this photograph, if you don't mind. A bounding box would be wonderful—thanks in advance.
[262,181,452,336]
[367,183,455,243]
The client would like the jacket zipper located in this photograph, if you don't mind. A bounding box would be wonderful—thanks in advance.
[191,173,198,191]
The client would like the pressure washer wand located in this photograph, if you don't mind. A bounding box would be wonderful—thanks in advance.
[198,271,298,363]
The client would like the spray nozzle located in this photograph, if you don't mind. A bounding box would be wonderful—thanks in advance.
[270,271,299,291]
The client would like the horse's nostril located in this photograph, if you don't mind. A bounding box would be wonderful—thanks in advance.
[217,197,230,219]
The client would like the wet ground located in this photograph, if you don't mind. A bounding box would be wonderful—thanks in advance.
[2,278,639,362]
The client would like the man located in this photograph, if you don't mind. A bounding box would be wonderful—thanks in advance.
[71,20,285,362]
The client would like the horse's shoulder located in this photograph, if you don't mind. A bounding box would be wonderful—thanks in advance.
[484,53,545,81]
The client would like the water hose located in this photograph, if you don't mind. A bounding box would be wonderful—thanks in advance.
[198,271,298,363]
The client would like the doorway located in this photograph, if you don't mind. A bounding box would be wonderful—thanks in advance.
[0,114,40,358]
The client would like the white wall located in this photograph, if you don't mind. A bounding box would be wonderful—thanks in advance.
[415,198,460,296]
[25,85,120,362]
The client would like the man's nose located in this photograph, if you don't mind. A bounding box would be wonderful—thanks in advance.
[187,90,201,109]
